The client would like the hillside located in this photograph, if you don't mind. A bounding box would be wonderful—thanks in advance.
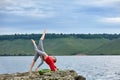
[91,39,120,55]
[0,39,34,56]
[1,38,118,55]
[44,38,110,55]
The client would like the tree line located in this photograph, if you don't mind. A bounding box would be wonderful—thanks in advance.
[0,33,120,40]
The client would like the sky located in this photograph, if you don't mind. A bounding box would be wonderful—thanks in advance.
[0,0,120,35]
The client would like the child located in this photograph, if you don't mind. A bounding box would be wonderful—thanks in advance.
[29,30,57,74]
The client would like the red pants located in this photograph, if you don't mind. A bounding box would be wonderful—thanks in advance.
[45,56,57,71]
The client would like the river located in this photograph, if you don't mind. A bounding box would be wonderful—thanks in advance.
[0,56,120,80]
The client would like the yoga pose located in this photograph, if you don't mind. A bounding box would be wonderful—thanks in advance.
[29,30,57,73]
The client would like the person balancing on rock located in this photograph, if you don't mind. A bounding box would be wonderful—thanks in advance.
[29,30,57,73]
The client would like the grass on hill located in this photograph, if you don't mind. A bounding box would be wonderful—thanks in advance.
[0,39,34,56]
[44,38,110,55]
[91,39,120,55]
[0,38,114,56]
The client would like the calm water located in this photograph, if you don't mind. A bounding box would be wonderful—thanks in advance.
[0,56,120,80]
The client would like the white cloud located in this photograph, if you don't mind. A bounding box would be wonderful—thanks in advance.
[0,0,55,18]
[1,0,120,34]
[99,17,120,23]
[92,0,120,5]
[75,0,120,6]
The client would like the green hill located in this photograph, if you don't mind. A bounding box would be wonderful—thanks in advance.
[44,38,110,55]
[0,39,34,56]
[91,39,120,55]
[1,38,118,56]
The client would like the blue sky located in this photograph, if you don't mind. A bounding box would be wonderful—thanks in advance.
[0,0,120,34]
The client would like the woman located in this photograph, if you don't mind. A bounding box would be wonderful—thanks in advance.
[29,30,57,74]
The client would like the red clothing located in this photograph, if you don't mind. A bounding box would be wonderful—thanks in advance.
[44,56,57,71]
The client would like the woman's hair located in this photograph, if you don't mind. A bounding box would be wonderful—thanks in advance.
[52,56,57,63]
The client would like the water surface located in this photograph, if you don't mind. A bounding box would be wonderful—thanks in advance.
[0,56,120,80]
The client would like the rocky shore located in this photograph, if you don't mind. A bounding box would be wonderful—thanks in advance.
[0,69,85,80]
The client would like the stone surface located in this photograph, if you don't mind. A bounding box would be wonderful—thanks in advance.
[0,70,86,80]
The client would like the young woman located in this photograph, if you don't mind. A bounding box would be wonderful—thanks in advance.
[29,30,57,74]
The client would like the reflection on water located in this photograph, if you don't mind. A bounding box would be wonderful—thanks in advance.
[0,56,120,80]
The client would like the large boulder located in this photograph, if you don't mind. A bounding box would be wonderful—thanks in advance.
[0,69,86,80]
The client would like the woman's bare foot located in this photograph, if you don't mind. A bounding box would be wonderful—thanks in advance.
[31,39,36,44]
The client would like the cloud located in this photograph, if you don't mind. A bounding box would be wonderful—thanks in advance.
[1,0,120,19]
[0,0,120,34]
[99,17,120,23]
[0,0,56,18]
[75,0,120,6]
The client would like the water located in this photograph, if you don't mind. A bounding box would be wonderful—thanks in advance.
[0,56,120,80]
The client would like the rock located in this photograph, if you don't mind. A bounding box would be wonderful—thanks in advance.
[0,69,86,80]
[75,75,86,80]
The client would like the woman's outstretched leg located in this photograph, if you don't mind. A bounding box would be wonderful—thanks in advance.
[38,30,46,51]
[31,39,47,56]
[40,30,46,40]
